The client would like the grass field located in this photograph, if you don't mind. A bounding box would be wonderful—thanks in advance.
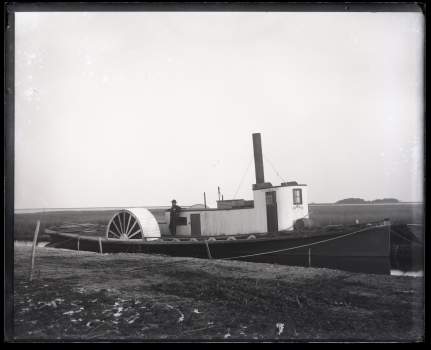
[12,244,424,341]
[14,210,116,241]
[13,209,169,241]
[13,203,423,242]
[308,203,424,226]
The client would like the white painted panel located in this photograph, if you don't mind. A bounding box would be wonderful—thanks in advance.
[252,185,309,232]
[126,207,161,240]
[200,208,265,236]
[275,186,309,230]
[165,208,266,236]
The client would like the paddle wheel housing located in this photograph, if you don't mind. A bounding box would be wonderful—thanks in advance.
[106,208,161,241]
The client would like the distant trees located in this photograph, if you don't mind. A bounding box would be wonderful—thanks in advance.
[370,198,400,204]
[335,198,400,204]
[335,198,366,204]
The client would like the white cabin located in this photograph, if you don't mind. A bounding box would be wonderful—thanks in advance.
[165,133,309,237]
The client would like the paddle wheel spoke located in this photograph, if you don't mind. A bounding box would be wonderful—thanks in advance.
[125,215,139,239]
[125,212,132,235]
[117,214,124,235]
[128,229,142,239]
[127,219,139,237]
[106,211,143,240]
[122,212,127,235]
[108,230,121,239]
[111,217,122,236]
[107,214,123,238]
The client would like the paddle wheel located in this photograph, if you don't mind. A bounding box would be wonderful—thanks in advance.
[106,208,161,241]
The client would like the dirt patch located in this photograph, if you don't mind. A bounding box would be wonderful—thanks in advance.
[12,245,424,341]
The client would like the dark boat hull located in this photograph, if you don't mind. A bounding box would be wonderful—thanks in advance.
[46,224,391,259]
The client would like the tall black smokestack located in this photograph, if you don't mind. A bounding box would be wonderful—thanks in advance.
[252,133,272,190]
[252,133,265,184]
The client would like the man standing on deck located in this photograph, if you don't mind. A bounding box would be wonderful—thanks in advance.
[169,199,182,236]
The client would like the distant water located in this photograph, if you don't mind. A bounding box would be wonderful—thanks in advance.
[14,207,170,214]
[391,270,423,277]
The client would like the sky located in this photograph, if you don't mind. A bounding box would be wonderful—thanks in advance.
[14,11,424,209]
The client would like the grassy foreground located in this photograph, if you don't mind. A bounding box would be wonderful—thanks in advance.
[13,244,423,341]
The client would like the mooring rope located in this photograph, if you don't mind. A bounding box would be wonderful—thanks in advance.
[46,221,391,262]
[233,156,254,199]
[263,154,287,183]
[221,223,386,260]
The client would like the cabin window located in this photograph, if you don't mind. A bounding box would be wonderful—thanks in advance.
[176,217,187,225]
[293,189,303,205]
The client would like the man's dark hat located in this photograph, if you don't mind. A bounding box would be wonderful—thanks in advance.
[171,199,177,203]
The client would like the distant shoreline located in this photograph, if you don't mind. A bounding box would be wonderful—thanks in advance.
[308,202,424,206]
[14,206,171,214]
[14,202,424,214]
